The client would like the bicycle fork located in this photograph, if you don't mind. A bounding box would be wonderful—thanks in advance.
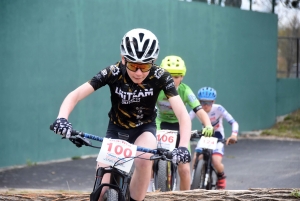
[203,156,212,187]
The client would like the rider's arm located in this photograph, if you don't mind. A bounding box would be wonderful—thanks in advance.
[194,108,212,127]
[183,84,212,127]
[218,105,239,144]
[57,82,95,119]
[219,105,239,135]
[189,110,196,120]
[57,64,116,119]
[168,95,191,148]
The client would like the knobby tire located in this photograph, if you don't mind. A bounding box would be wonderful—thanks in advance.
[155,160,170,192]
[103,189,118,201]
[191,159,206,190]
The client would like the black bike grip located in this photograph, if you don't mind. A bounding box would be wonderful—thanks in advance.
[50,125,54,131]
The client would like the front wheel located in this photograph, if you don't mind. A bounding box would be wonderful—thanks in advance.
[103,189,118,201]
[154,160,176,192]
[191,159,206,190]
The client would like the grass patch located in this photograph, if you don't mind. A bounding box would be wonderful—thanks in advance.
[71,156,82,160]
[261,109,300,139]
[291,189,300,198]
[26,159,37,166]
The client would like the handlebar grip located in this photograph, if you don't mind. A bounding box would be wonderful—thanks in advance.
[50,125,54,131]
[165,151,173,160]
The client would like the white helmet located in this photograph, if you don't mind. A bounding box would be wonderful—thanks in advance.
[120,28,160,63]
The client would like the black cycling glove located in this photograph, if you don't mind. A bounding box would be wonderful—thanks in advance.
[52,118,72,138]
[172,147,191,164]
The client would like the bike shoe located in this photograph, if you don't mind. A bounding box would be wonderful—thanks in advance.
[216,175,226,190]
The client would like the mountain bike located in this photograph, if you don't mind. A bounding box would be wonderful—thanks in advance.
[190,133,235,190]
[151,130,201,192]
[50,125,172,201]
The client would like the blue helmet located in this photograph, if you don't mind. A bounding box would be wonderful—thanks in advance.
[197,87,217,100]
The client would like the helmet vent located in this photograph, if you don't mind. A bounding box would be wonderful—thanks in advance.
[139,33,144,42]
[120,43,125,53]
[125,37,134,57]
[126,55,136,61]
[146,40,156,58]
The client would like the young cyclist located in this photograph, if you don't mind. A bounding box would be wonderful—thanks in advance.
[155,55,213,190]
[189,86,238,190]
[51,28,193,201]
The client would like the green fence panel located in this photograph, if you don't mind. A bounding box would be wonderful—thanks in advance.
[276,79,300,116]
[0,0,278,168]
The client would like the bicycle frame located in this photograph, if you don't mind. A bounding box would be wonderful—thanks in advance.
[193,149,217,190]
[191,136,225,190]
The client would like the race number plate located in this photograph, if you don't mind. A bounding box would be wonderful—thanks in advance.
[197,136,218,150]
[96,138,137,173]
[156,130,178,151]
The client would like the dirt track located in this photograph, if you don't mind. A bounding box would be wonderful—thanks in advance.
[0,188,299,201]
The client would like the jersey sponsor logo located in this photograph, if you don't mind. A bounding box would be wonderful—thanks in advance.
[115,87,154,104]
[121,98,140,104]
[154,68,164,79]
[217,106,225,112]
[136,107,144,119]
[136,120,144,127]
[188,94,197,102]
[110,65,120,76]
[95,73,103,80]
[101,69,107,76]
[165,82,175,90]
[166,75,173,82]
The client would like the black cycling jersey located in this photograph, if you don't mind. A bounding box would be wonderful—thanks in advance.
[88,61,178,129]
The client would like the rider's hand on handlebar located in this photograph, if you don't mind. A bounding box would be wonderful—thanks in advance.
[52,118,72,138]
[202,125,214,137]
[226,134,237,145]
[172,147,191,164]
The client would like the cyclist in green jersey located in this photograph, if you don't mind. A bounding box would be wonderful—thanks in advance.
[155,55,213,190]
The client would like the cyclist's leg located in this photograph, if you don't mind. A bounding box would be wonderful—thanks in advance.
[147,118,162,192]
[177,163,191,190]
[212,141,226,189]
[191,152,203,169]
[130,131,156,200]
[212,154,224,173]
[95,162,111,201]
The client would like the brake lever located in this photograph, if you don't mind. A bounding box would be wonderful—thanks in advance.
[150,155,162,160]
[69,135,92,148]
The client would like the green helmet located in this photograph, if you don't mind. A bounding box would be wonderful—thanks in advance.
[160,55,186,76]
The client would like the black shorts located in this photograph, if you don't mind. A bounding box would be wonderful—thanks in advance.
[160,122,180,148]
[105,121,156,144]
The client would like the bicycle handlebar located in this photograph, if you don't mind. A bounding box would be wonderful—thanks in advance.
[190,130,238,145]
[49,125,173,160]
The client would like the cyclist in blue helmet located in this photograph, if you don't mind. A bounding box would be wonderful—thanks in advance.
[190,87,238,190]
